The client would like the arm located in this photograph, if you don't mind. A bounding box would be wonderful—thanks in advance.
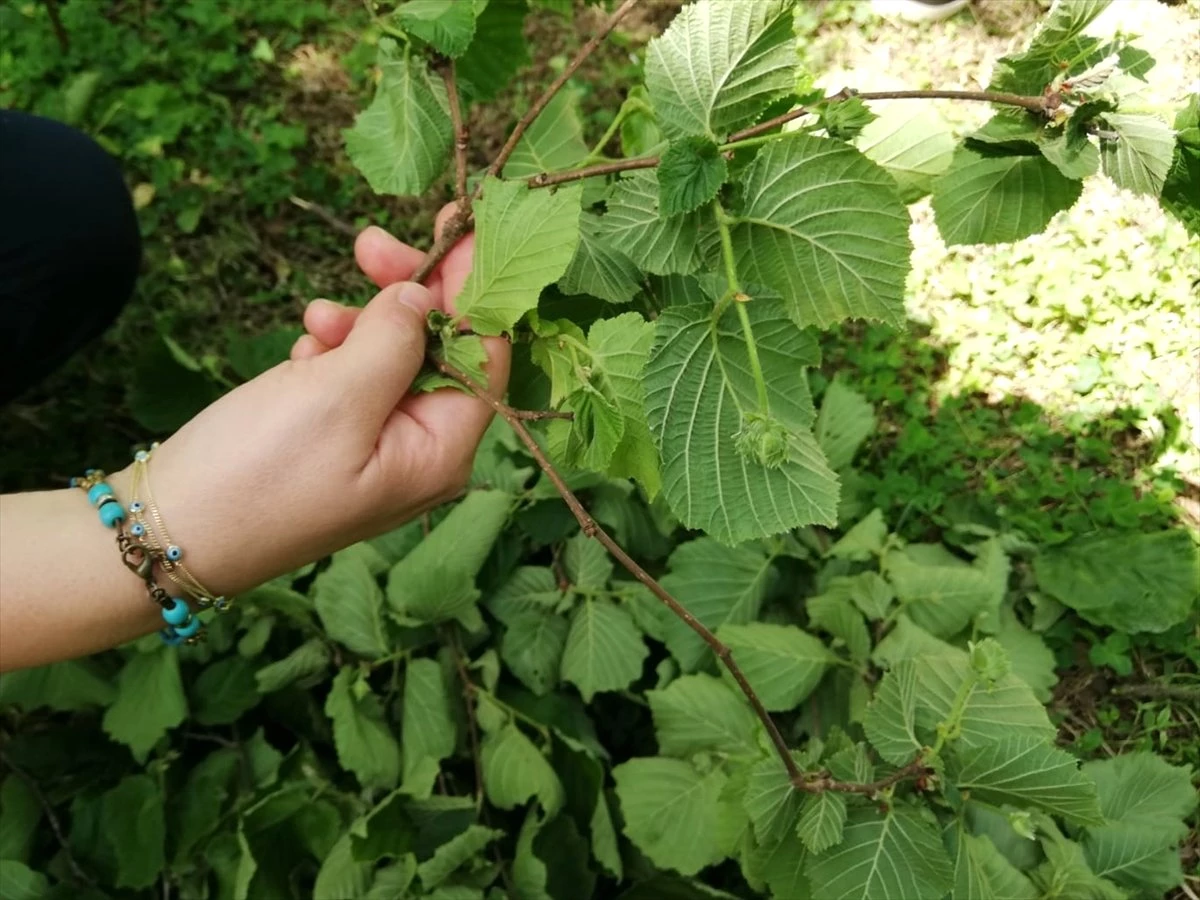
[0,217,507,673]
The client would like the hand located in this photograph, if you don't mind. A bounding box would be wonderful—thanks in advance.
[114,206,509,597]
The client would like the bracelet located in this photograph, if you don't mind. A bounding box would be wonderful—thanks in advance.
[127,445,230,612]
[71,468,206,646]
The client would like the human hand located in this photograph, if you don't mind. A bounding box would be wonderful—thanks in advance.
[112,205,509,597]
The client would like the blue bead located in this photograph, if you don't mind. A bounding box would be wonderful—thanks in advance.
[98,501,126,528]
[166,545,183,562]
[161,598,191,626]
[87,482,114,506]
[159,629,185,646]
[131,523,145,537]
[174,617,202,638]
[129,501,144,513]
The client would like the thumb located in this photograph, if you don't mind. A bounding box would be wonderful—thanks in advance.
[328,282,436,424]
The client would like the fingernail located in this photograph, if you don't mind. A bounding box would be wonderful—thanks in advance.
[308,298,337,311]
[394,282,430,311]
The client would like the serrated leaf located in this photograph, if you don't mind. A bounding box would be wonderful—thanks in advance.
[1083,752,1198,824]
[645,302,839,543]
[731,136,912,330]
[0,659,115,712]
[564,532,612,589]
[743,753,807,844]
[815,378,877,472]
[458,177,582,334]
[807,593,871,662]
[644,0,796,141]
[648,674,760,758]
[796,791,847,855]
[402,658,456,794]
[613,757,729,876]
[101,774,165,889]
[393,0,477,57]
[886,548,998,638]
[191,656,260,725]
[718,622,832,711]
[745,828,813,899]
[255,638,331,693]
[314,544,389,657]
[102,647,187,762]
[366,857,418,899]
[597,170,703,275]
[560,598,648,701]
[808,805,954,900]
[931,147,1082,245]
[658,539,775,671]
[418,824,503,889]
[1035,529,1200,633]
[326,667,400,790]
[863,661,921,766]
[989,0,1112,95]
[1032,826,1125,900]
[950,737,1103,824]
[482,723,564,816]
[828,571,895,621]
[826,508,887,561]
[486,566,563,625]
[506,89,589,179]
[991,608,1056,702]
[558,213,643,303]
[1100,113,1175,196]
[501,611,568,696]
[455,0,528,101]
[313,831,373,900]
[658,137,727,216]
[1084,823,1186,894]
[345,40,452,196]
[856,105,956,202]
[948,825,1038,900]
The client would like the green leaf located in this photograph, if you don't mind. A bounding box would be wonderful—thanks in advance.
[457,177,583,335]
[743,753,806,845]
[173,748,239,863]
[1035,529,1200,633]
[808,805,954,900]
[1084,823,1186,894]
[366,857,418,899]
[501,611,568,696]
[645,302,839,543]
[486,566,562,624]
[345,39,452,197]
[658,137,727,216]
[560,597,648,701]
[314,544,389,657]
[0,776,41,862]
[482,723,564,815]
[505,89,588,178]
[1031,826,1125,900]
[613,757,730,876]
[731,136,913,330]
[807,592,871,662]
[949,737,1103,824]
[948,826,1038,900]
[886,547,999,638]
[255,638,331,693]
[644,0,796,141]
[191,656,260,725]
[648,674,760,758]
[828,571,895,621]
[0,861,48,900]
[856,105,956,202]
[558,213,644,304]
[0,659,115,712]
[597,171,703,275]
[392,0,477,58]
[325,667,400,790]
[313,832,373,900]
[564,532,613,590]
[1162,96,1200,236]
[402,658,457,794]
[745,828,813,899]
[102,647,187,762]
[989,0,1112,95]
[1100,113,1175,196]
[796,791,847,855]
[826,508,887,562]
[1083,752,1198,824]
[418,824,503,889]
[931,147,1082,245]
[991,608,1056,702]
[717,622,832,711]
[659,539,775,671]
[456,0,528,101]
[863,660,921,766]
[815,378,877,474]
[101,774,165,889]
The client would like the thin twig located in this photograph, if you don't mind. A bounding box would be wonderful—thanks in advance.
[289,195,358,238]
[439,59,470,202]
[526,155,660,189]
[1111,683,1200,701]
[44,0,70,53]
[444,625,485,812]
[511,408,574,421]
[0,750,94,885]
[801,757,930,796]
[486,0,642,186]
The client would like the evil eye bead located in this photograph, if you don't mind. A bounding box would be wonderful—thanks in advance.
[135,450,150,462]
[87,482,114,506]
[159,629,185,646]
[166,545,183,562]
[130,522,146,537]
[161,598,191,627]
[129,501,144,513]
[98,500,126,528]
[213,597,230,612]
[173,616,202,639]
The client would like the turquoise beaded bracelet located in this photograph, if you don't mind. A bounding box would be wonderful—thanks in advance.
[72,469,206,646]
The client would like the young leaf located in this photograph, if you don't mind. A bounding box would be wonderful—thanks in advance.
[457,176,583,335]
[102,647,187,762]
[658,538,775,671]
[392,0,478,58]
[806,593,871,662]
[645,302,839,543]
[989,0,1112,95]
[345,40,452,197]
[560,597,648,701]
[613,757,730,876]
[325,667,400,790]
[505,89,589,179]
[931,147,1083,246]
[597,170,703,275]
[101,774,165,889]
[648,674,760,758]
[644,0,796,141]
[743,753,806,844]
[481,723,564,816]
[716,622,832,711]
[730,136,912,330]
[501,610,569,695]
[808,805,954,900]
[949,736,1103,824]
[0,659,115,712]
[255,638,331,693]
[658,137,727,216]
[558,214,644,304]
[796,791,847,855]
[402,658,457,794]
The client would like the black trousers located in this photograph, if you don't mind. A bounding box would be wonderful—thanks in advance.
[0,110,141,406]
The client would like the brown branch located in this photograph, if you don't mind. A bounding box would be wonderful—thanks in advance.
[511,408,574,421]
[0,750,94,885]
[444,625,485,812]
[801,756,931,796]
[485,0,642,187]
[1111,683,1200,701]
[44,0,69,53]
[430,357,803,786]
[440,59,470,201]
[289,195,358,238]
[526,155,660,189]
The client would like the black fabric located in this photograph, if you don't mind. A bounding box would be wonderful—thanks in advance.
[0,110,141,405]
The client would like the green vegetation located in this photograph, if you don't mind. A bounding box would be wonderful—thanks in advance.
[1,0,1197,898]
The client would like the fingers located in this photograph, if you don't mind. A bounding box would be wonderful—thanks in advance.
[290,334,329,361]
[355,226,425,288]
[303,298,360,348]
[328,282,439,427]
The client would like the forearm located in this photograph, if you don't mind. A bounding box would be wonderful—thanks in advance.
[0,468,161,672]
